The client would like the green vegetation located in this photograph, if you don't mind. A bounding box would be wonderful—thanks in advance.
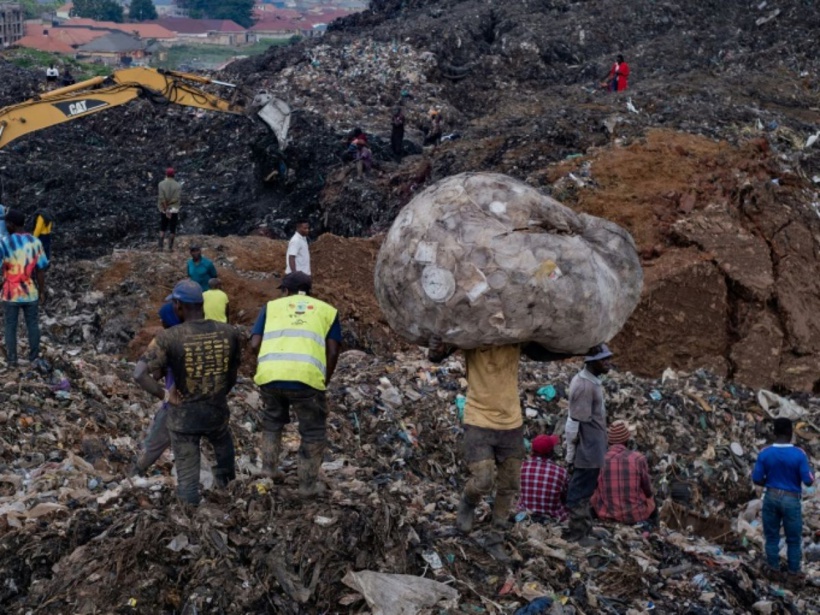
[19,0,62,19]
[178,0,254,28]
[2,48,110,79]
[72,0,124,23]
[153,41,283,70]
[129,0,158,21]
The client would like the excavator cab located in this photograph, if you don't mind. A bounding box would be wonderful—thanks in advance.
[0,67,291,150]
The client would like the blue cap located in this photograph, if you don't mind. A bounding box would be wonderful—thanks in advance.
[165,279,204,304]
[585,343,613,363]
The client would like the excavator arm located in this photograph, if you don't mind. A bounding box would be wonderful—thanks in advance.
[0,67,291,150]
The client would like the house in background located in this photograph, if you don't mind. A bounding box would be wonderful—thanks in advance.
[0,2,24,47]
[75,29,146,65]
[149,17,249,46]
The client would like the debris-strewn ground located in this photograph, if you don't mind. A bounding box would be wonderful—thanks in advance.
[0,333,818,613]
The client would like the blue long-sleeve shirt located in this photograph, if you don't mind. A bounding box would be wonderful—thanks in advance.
[752,444,814,494]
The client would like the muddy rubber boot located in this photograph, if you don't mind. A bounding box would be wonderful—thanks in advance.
[563,501,592,542]
[158,234,165,252]
[168,235,175,252]
[297,442,326,498]
[456,497,476,533]
[261,431,284,481]
[492,493,516,530]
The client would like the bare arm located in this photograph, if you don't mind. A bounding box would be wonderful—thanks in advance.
[225,303,230,324]
[288,255,297,273]
[325,339,340,384]
[133,360,165,401]
[427,335,456,363]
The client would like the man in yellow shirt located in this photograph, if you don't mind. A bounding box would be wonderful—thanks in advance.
[32,209,54,261]
[203,278,229,323]
[429,339,573,537]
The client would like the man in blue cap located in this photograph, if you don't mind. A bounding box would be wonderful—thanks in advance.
[563,343,613,542]
[133,279,242,506]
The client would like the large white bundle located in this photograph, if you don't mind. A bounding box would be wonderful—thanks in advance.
[374,172,643,353]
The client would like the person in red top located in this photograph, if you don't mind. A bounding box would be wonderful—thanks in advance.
[601,55,629,92]
[591,420,656,524]
[518,434,569,521]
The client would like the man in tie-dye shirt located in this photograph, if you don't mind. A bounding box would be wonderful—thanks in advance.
[0,209,48,368]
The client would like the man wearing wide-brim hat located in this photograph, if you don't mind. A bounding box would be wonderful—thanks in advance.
[563,344,613,541]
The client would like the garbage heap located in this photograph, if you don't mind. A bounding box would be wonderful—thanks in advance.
[0,340,817,614]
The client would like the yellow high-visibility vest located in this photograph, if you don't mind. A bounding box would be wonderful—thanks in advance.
[253,294,337,390]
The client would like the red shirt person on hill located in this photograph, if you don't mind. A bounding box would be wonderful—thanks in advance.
[602,55,629,92]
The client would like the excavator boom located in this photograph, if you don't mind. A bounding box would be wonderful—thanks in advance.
[0,67,290,150]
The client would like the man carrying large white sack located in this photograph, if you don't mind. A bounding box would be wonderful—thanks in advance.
[375,171,643,539]
[428,339,575,533]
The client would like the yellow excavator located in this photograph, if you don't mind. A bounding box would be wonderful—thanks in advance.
[0,67,291,149]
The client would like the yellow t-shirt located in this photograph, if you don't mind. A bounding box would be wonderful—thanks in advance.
[463,344,523,430]
[202,289,229,323]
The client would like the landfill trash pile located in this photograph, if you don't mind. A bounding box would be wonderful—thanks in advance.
[375,172,642,351]
[0,337,818,613]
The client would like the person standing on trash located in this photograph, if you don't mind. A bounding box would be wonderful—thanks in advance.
[250,272,341,497]
[563,344,613,542]
[0,209,48,370]
[46,64,59,89]
[130,299,182,476]
[187,245,217,292]
[285,219,311,276]
[354,138,373,180]
[590,420,657,525]
[517,434,569,522]
[752,417,815,585]
[390,106,406,159]
[601,54,629,92]
[31,209,55,261]
[133,279,242,506]
[428,339,574,534]
[203,278,230,323]
[157,167,181,252]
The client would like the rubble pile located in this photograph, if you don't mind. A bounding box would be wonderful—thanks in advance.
[0,339,818,613]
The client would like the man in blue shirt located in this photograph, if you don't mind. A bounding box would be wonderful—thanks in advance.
[186,245,217,292]
[752,418,815,584]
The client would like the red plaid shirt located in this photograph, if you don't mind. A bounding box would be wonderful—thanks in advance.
[591,445,655,524]
[518,457,569,521]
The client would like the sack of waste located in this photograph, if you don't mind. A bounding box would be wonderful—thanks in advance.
[375,172,643,352]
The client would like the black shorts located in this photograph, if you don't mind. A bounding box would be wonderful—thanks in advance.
[160,213,179,233]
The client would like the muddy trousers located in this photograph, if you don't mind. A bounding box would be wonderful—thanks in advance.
[461,425,524,524]
[169,423,236,506]
[566,467,600,536]
[260,387,328,492]
[137,404,171,472]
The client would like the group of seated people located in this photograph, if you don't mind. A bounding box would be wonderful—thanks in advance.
[518,420,656,526]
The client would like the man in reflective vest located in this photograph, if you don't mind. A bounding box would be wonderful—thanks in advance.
[250,271,342,496]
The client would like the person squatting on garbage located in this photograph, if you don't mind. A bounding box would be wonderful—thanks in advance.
[590,420,657,525]
[250,272,341,497]
[130,300,182,475]
[428,340,574,533]
[1,209,48,369]
[752,417,815,583]
[563,344,613,541]
[133,280,242,505]
[517,434,569,521]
